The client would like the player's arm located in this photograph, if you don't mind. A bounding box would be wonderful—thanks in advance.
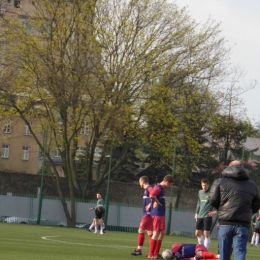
[145,186,154,211]
[150,195,162,206]
[171,244,182,259]
[150,186,162,206]
[195,197,200,221]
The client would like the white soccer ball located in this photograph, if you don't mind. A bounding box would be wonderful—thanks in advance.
[162,249,173,259]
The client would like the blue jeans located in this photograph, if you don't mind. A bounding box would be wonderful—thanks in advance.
[218,225,249,260]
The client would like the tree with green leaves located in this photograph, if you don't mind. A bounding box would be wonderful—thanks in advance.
[0,0,242,225]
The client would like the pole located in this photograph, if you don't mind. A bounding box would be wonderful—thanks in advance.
[37,126,48,225]
[104,139,113,227]
[166,140,177,235]
[241,147,245,165]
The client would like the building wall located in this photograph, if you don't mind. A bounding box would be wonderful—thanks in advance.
[0,118,43,174]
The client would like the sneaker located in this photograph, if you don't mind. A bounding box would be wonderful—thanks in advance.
[131,249,142,256]
[100,231,104,235]
[103,229,106,233]
[147,255,153,259]
[86,229,91,232]
[216,255,220,259]
[153,255,163,259]
[94,231,97,234]
[250,244,253,246]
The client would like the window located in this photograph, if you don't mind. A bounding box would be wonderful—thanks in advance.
[54,148,61,157]
[2,144,9,158]
[38,150,43,159]
[21,18,32,35]
[22,146,29,160]
[76,147,85,156]
[94,147,102,157]
[24,124,30,135]
[79,123,89,135]
[4,120,11,133]
[14,1,20,8]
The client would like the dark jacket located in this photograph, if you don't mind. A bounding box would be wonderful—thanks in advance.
[210,165,260,228]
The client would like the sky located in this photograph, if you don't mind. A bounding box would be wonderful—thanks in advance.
[170,0,260,122]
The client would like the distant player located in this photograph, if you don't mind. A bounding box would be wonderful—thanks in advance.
[250,208,260,246]
[87,193,105,232]
[131,176,153,256]
[195,178,216,249]
[93,205,105,235]
[164,243,219,260]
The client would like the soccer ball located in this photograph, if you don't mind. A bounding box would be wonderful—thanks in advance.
[162,249,173,259]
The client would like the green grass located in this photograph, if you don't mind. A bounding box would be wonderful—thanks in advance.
[1,222,259,260]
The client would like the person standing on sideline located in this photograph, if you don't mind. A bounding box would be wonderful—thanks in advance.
[148,174,175,259]
[195,178,216,249]
[250,208,260,246]
[131,176,153,256]
[87,193,105,232]
[210,160,260,260]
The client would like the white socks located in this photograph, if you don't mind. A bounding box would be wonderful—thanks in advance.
[251,234,256,244]
[89,223,94,230]
[197,236,204,245]
[204,237,211,249]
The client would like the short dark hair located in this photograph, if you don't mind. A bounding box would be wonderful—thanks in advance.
[163,174,174,184]
[201,178,209,184]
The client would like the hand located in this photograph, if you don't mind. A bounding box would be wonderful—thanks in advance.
[195,213,198,221]
[145,203,151,211]
[208,211,216,217]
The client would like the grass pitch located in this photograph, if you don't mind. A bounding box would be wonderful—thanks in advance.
[1,222,259,260]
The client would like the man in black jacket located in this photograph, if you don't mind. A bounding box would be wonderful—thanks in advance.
[210,160,260,260]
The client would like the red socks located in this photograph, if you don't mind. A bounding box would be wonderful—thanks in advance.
[202,252,219,259]
[154,240,162,256]
[148,239,157,256]
[137,233,145,248]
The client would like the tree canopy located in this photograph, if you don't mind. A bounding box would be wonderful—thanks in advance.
[0,0,257,226]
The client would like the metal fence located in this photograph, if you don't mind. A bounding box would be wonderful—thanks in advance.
[0,192,218,238]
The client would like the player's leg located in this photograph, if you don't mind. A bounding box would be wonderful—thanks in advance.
[255,233,259,246]
[148,216,159,258]
[154,230,165,258]
[99,218,104,234]
[131,216,151,256]
[93,218,98,233]
[87,218,95,231]
[131,229,146,256]
[195,219,204,245]
[250,231,256,246]
[147,230,153,245]
[200,252,220,259]
[152,216,165,259]
[203,217,212,249]
[195,246,219,259]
